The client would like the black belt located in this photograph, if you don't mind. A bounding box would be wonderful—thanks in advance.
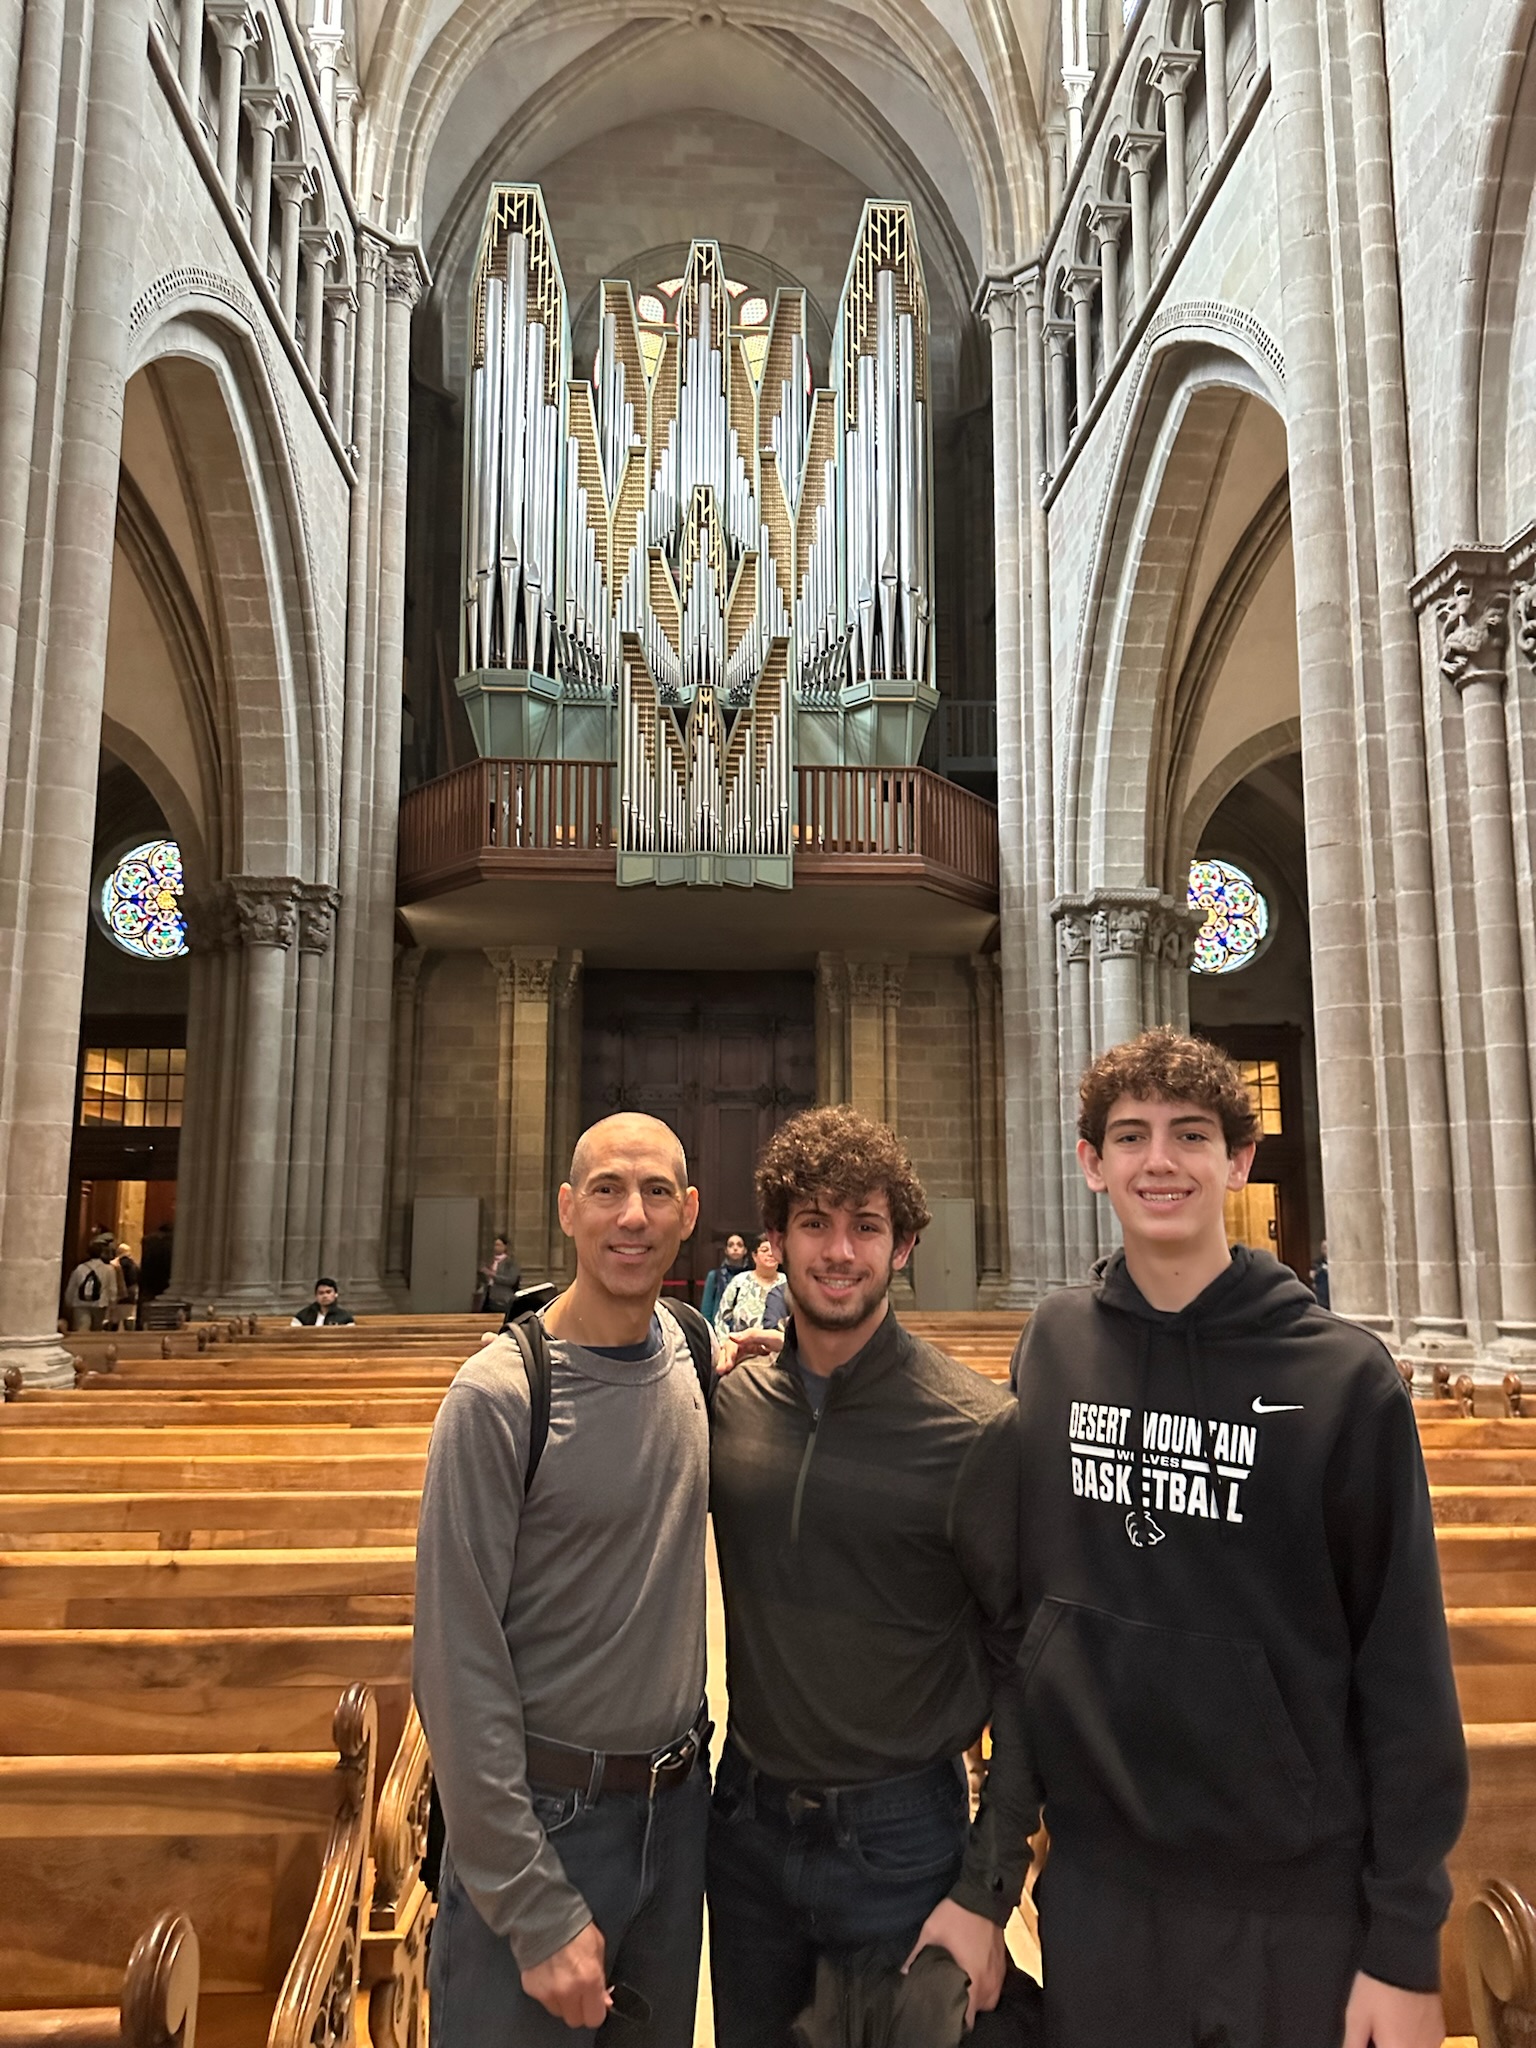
[743,1752,960,1825]
[526,1704,709,1801]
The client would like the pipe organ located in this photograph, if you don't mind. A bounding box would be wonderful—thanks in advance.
[457,187,937,887]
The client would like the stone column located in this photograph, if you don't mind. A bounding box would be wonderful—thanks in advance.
[1202,0,1230,157]
[1092,890,1161,1052]
[308,26,343,123]
[206,3,253,195]
[845,960,889,1123]
[1045,318,1073,468]
[244,86,281,273]
[220,878,300,1305]
[1255,0,1270,70]
[384,947,426,1286]
[1047,124,1068,224]
[272,161,311,328]
[178,0,205,101]
[881,964,903,1129]
[0,0,145,1382]
[816,952,847,1104]
[510,953,557,1281]
[486,948,516,1238]
[969,954,1005,1298]
[547,951,583,1279]
[1066,267,1098,417]
[1054,902,1096,1275]
[1090,204,1128,361]
[324,283,354,434]
[1117,132,1161,305]
[1437,579,1536,1338]
[173,887,233,1302]
[1023,267,1065,1294]
[300,227,330,381]
[1063,64,1094,164]
[283,883,339,1288]
[334,85,357,187]
[1269,0,1391,1326]
[1152,50,1200,235]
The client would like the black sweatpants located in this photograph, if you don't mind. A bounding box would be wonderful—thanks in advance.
[1036,1854,1365,2048]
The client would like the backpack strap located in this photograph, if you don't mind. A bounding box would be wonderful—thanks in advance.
[659,1297,717,1412]
[503,1311,554,1493]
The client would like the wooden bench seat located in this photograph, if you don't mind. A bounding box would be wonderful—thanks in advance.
[0,1910,199,2048]
[0,1424,429,1459]
[1439,1527,1536,1606]
[1445,1724,1536,2035]
[5,1394,447,1427]
[0,1546,415,1628]
[0,1625,413,1756]
[0,1453,426,1492]
[0,1488,421,1549]
[0,1686,376,2048]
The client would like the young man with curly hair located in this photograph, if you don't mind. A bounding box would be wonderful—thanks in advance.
[707,1105,1029,2047]
[989,1028,1466,2048]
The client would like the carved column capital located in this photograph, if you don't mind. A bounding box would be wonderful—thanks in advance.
[846,959,887,1004]
[226,875,301,949]
[358,231,389,291]
[883,964,904,1008]
[1086,887,1167,961]
[513,954,555,1003]
[182,885,235,953]
[1089,200,1129,250]
[1512,581,1536,670]
[1151,47,1201,100]
[296,883,341,954]
[1149,899,1205,969]
[1052,896,1094,965]
[385,248,426,308]
[484,947,517,1001]
[553,950,583,1013]
[1065,264,1100,308]
[1116,128,1164,178]
[979,277,1022,334]
[394,945,427,993]
[1436,575,1510,693]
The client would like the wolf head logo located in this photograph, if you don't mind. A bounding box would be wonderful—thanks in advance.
[1125,1510,1166,1549]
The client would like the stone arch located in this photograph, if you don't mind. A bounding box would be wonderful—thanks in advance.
[367,0,1037,271]
[1058,330,1287,901]
[1178,716,1303,877]
[1446,0,1536,536]
[124,298,329,885]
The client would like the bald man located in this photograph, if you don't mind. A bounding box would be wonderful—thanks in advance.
[415,1114,715,2047]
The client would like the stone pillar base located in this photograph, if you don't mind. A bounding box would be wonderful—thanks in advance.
[0,1334,79,1387]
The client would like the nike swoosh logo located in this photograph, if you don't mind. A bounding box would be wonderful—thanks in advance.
[1252,1398,1304,1414]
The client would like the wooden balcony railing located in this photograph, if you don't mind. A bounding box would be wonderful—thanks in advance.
[398,759,997,906]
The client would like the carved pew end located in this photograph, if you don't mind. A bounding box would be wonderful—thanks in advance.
[1506,1373,1528,1419]
[1435,1361,1453,1401]
[1397,1358,1416,1394]
[4,1366,22,1402]
[121,1911,200,2048]
[1455,1372,1477,1417]
[1466,1878,1536,2046]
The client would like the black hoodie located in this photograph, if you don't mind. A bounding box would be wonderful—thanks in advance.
[988,1246,1467,1992]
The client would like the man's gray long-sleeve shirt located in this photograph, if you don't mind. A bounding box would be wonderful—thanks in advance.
[413,1315,710,1969]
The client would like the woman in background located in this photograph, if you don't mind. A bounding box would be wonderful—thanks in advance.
[701,1230,751,1325]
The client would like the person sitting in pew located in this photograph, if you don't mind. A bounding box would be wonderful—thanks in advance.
[988,1029,1468,2048]
[291,1277,356,1327]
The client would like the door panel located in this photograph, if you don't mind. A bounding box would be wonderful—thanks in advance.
[581,972,816,1297]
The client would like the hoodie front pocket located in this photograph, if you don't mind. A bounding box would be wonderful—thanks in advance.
[1023,1599,1317,1863]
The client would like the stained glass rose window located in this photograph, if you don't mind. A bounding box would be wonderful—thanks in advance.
[100,840,188,960]
[1188,857,1269,976]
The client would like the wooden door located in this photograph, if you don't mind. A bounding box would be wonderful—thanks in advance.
[581,972,816,1298]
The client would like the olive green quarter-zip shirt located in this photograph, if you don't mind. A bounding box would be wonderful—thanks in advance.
[710,1303,1027,1921]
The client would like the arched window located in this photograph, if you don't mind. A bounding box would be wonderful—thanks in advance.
[99,839,189,960]
[1188,856,1269,975]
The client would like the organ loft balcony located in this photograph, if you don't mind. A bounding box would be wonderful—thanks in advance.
[395,758,999,960]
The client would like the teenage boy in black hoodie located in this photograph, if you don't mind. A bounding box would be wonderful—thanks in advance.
[991,1028,1466,2048]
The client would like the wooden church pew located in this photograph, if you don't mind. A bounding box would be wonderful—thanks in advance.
[0,1451,427,1492]
[0,1487,422,1550]
[4,1392,447,1428]
[0,1685,376,2048]
[0,1544,415,1629]
[0,1910,198,2048]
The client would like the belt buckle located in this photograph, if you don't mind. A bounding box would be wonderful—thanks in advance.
[648,1731,696,1800]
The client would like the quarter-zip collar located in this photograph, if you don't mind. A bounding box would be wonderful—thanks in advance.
[777,1297,908,1403]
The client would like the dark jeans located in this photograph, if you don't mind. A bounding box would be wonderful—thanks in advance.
[428,1765,708,2048]
[1036,1851,1365,2048]
[706,1737,970,2048]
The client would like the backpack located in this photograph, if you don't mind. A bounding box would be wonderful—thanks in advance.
[78,1267,102,1304]
[422,1297,716,1893]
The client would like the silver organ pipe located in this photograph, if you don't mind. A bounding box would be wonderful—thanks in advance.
[460,190,933,882]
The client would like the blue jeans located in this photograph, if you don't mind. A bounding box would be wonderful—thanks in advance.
[428,1765,709,2048]
[706,1738,970,2048]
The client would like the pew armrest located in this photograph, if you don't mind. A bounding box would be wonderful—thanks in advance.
[360,1704,435,2048]
[269,1685,379,2048]
[1466,1878,1536,2047]
[0,1912,199,2048]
